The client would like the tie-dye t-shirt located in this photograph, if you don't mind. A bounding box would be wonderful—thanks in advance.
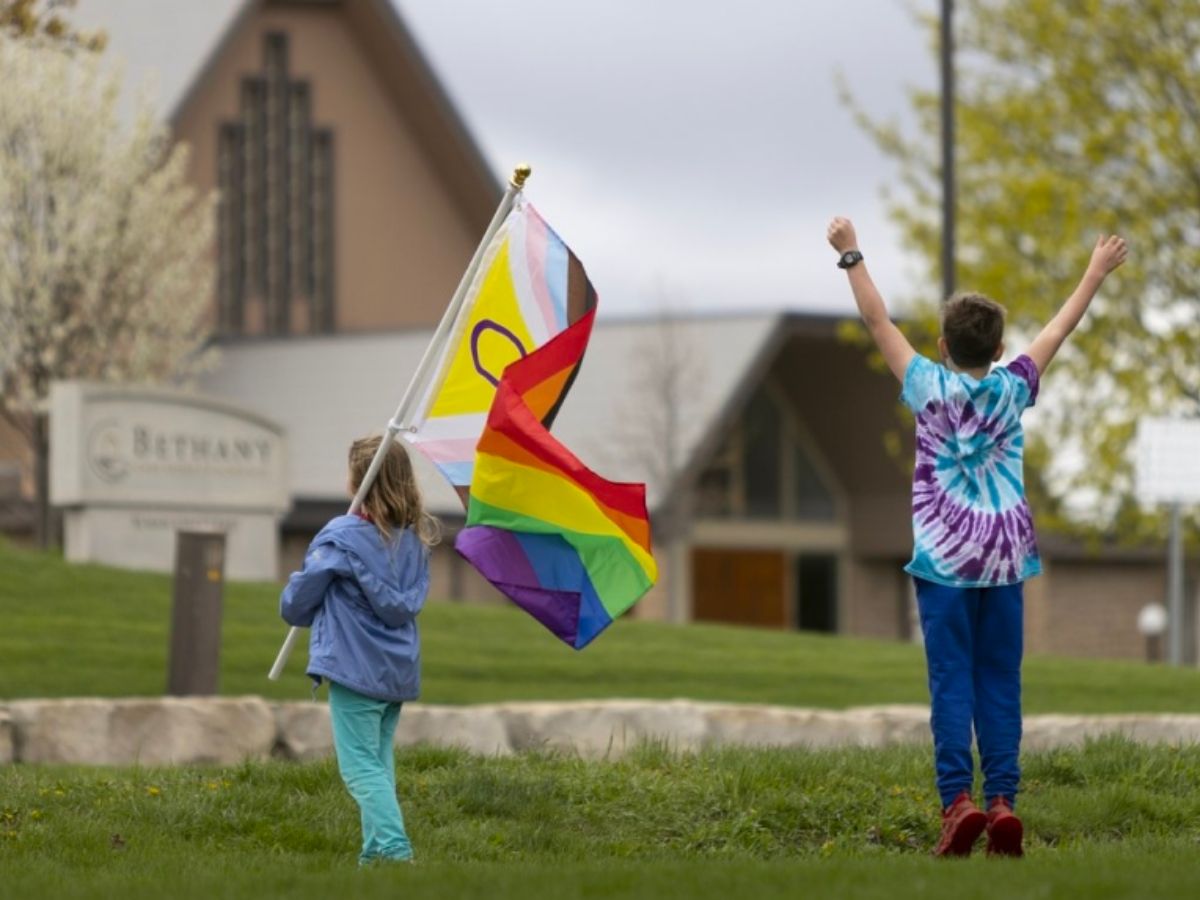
[900,354,1042,587]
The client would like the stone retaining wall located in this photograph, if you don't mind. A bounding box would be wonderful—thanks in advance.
[7,697,276,765]
[0,708,12,765]
[3,698,1200,766]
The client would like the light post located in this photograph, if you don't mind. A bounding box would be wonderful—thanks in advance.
[1136,418,1200,667]
[1137,602,1167,664]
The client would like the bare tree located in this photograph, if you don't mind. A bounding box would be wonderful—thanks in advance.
[0,35,217,545]
[609,297,708,623]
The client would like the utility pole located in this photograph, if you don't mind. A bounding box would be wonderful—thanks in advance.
[940,0,956,300]
[1168,502,1185,666]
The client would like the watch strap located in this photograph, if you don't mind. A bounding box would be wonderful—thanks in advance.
[837,250,864,269]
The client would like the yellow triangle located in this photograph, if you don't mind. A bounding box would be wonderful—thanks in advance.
[429,237,538,418]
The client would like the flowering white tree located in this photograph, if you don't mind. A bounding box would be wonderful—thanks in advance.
[0,35,217,544]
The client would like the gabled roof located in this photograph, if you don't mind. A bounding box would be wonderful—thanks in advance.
[198,313,786,516]
[71,0,253,121]
[70,0,499,224]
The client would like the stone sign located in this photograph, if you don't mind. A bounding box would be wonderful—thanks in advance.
[50,382,289,580]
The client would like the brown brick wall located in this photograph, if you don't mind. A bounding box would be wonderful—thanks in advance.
[835,557,1187,663]
[843,558,909,640]
[1035,560,1176,660]
[1022,573,1051,655]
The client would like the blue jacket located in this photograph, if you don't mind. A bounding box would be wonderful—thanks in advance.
[280,515,428,702]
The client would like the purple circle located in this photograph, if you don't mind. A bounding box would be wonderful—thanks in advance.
[471,319,527,387]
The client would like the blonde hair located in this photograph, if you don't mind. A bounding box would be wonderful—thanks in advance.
[349,435,441,547]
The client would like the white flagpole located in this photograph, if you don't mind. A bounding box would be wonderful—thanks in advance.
[268,164,532,681]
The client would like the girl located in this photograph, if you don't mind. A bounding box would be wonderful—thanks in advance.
[280,435,439,865]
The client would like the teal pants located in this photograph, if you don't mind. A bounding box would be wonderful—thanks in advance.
[328,681,412,864]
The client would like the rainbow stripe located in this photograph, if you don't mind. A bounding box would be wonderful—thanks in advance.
[455,309,657,648]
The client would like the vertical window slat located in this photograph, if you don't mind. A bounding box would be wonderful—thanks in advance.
[218,33,335,337]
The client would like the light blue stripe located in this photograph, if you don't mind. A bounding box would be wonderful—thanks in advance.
[997,466,1023,494]
[985,472,1002,509]
[435,460,474,487]
[543,230,569,330]
[980,391,1002,419]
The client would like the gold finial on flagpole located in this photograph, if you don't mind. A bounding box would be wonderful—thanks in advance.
[510,163,532,189]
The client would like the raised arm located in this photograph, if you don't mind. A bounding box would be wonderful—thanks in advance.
[1025,234,1127,375]
[827,217,916,382]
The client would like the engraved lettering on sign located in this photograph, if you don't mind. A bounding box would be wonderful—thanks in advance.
[129,425,273,468]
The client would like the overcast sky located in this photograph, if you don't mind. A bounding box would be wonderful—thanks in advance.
[394,0,938,318]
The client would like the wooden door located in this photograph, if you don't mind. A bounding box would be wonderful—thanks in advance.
[692,548,787,628]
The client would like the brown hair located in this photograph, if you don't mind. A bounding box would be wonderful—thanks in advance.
[941,292,1006,368]
[349,435,440,547]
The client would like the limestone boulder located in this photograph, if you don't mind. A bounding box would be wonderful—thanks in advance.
[706,704,869,750]
[396,704,513,756]
[1023,714,1200,751]
[1123,714,1200,745]
[0,707,13,765]
[846,705,931,746]
[9,697,275,765]
[500,700,712,758]
[272,702,333,761]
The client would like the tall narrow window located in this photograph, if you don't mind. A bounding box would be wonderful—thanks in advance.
[310,130,335,333]
[218,33,335,335]
[743,389,782,518]
[693,386,837,521]
[216,124,244,333]
[792,441,836,520]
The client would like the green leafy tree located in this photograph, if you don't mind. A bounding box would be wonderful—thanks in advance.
[848,0,1198,539]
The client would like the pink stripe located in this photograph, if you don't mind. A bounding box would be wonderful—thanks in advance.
[524,206,560,336]
[410,437,480,465]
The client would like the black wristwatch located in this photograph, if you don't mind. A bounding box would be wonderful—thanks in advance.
[837,249,864,270]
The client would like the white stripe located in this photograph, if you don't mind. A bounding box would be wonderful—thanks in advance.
[506,207,551,347]
[407,412,489,442]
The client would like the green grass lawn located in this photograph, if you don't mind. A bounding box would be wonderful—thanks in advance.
[7,542,1200,898]
[3,538,1200,712]
[4,740,1200,899]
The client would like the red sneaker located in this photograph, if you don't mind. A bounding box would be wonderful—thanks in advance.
[985,797,1024,858]
[933,791,987,857]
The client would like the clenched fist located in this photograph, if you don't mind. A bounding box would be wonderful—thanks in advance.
[827,217,859,254]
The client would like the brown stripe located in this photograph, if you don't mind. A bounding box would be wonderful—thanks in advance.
[540,360,582,431]
[550,253,594,431]
[565,250,597,325]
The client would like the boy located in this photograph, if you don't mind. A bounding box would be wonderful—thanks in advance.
[826,217,1127,857]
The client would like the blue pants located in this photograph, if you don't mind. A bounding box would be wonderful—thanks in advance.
[915,578,1023,809]
[328,681,412,864]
